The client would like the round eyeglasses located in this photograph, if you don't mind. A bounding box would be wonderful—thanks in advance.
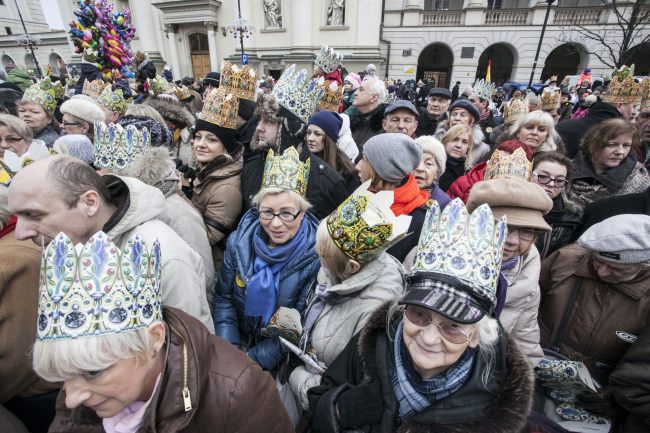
[404,305,472,344]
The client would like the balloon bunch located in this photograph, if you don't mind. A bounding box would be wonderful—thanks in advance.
[68,0,136,78]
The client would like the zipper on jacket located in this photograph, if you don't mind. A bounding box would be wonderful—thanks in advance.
[168,322,193,412]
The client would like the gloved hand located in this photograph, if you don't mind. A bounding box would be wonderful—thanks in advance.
[336,380,384,429]
[576,387,622,418]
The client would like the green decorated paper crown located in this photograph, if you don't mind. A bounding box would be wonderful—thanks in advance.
[316,81,343,112]
[484,147,532,181]
[221,61,257,101]
[272,64,326,124]
[472,79,496,101]
[199,88,239,129]
[261,146,310,197]
[82,79,108,100]
[327,188,412,263]
[37,231,162,340]
[148,75,170,95]
[641,76,650,111]
[82,47,99,64]
[22,79,60,114]
[98,86,131,115]
[39,77,65,100]
[603,65,641,105]
[315,45,343,74]
[412,198,507,304]
[94,121,150,171]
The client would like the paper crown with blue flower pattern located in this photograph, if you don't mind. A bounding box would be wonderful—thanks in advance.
[272,64,326,124]
[314,45,343,74]
[94,121,150,171]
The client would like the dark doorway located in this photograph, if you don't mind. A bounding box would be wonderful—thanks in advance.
[476,43,515,84]
[626,42,650,76]
[541,43,585,83]
[417,43,454,88]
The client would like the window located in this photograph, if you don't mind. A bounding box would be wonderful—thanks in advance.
[487,0,503,9]
[188,33,209,53]
[5,27,11,35]
[424,0,462,10]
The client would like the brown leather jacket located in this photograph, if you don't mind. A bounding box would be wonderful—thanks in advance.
[48,307,294,433]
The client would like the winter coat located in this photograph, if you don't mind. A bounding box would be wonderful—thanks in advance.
[447,161,486,203]
[307,302,534,433]
[162,69,173,82]
[386,205,428,263]
[103,175,213,332]
[33,126,59,148]
[191,150,243,273]
[429,184,451,209]
[7,68,32,92]
[213,208,320,370]
[500,245,545,365]
[349,103,387,151]
[73,63,103,95]
[566,152,650,210]
[288,254,406,409]
[556,101,623,158]
[535,194,582,259]
[337,113,359,162]
[136,58,156,83]
[415,110,447,138]
[47,307,293,433]
[477,110,500,146]
[434,122,490,167]
[438,158,467,192]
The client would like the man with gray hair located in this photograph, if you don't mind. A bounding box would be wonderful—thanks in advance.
[349,78,387,151]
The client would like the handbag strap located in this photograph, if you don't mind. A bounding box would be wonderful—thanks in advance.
[551,277,584,352]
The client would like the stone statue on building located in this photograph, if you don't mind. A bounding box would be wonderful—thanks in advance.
[327,0,345,26]
[263,0,282,28]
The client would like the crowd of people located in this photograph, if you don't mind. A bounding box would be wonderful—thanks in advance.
[1,45,649,433]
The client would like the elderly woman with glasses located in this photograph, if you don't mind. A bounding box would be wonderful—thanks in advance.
[0,114,32,158]
[59,98,105,142]
[213,147,320,371]
[308,199,533,433]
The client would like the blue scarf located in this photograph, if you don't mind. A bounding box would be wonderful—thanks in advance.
[244,220,309,327]
[392,320,475,419]
[495,256,520,317]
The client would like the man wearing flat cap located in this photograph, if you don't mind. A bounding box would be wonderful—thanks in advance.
[382,100,418,137]
[415,87,451,137]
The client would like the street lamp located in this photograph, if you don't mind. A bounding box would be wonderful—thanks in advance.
[14,0,43,77]
[528,0,556,89]
[227,0,254,64]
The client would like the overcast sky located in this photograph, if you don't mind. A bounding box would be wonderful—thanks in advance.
[41,0,65,30]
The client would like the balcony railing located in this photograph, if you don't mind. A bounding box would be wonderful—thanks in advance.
[484,9,529,26]
[422,10,463,26]
[553,7,604,25]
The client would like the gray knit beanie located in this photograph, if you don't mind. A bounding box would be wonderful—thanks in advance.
[53,135,94,165]
[578,214,650,264]
[363,133,423,183]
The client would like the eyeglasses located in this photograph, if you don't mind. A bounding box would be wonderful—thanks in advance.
[404,305,472,344]
[62,121,82,127]
[507,225,537,241]
[533,172,568,188]
[258,209,302,222]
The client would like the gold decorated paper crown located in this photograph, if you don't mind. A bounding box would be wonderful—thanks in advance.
[316,81,343,112]
[315,45,343,74]
[412,198,507,301]
[640,76,650,111]
[199,88,239,129]
[484,147,532,181]
[220,61,257,101]
[272,65,326,123]
[37,231,162,340]
[541,88,561,111]
[503,97,529,124]
[22,79,60,114]
[83,79,108,100]
[94,121,150,171]
[82,48,99,64]
[148,75,170,95]
[326,188,412,263]
[603,65,641,105]
[472,79,496,101]
[98,86,131,115]
[261,147,310,197]
[174,85,193,102]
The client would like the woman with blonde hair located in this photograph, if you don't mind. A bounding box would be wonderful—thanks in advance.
[0,114,32,158]
[438,124,473,191]
[502,110,562,153]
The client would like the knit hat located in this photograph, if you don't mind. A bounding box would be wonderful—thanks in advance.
[384,100,418,117]
[308,111,342,142]
[578,214,650,264]
[344,73,361,90]
[203,72,220,87]
[428,87,452,99]
[118,114,172,148]
[449,99,480,123]
[467,179,553,231]
[52,134,94,164]
[60,98,105,125]
[194,119,238,154]
[363,133,423,183]
[415,135,446,175]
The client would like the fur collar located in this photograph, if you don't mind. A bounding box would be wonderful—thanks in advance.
[144,96,195,129]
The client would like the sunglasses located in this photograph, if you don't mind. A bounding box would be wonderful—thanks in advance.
[404,305,472,344]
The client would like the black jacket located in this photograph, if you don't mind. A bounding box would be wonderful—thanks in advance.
[536,194,582,259]
[416,110,447,137]
[556,101,623,158]
[386,205,427,263]
[74,63,103,95]
[308,303,534,433]
[349,103,386,152]
[137,59,157,83]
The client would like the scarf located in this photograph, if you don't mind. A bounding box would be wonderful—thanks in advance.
[495,256,520,317]
[0,215,17,239]
[392,320,475,419]
[391,174,430,216]
[479,110,491,124]
[103,374,161,433]
[245,219,310,327]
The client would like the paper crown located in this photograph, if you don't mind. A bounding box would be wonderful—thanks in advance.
[220,61,257,101]
[411,198,507,300]
[98,86,131,115]
[484,147,532,181]
[22,78,61,114]
[148,75,170,95]
[316,81,343,112]
[199,88,239,130]
[272,64,326,124]
[327,188,412,263]
[82,48,99,64]
[37,231,162,340]
[472,79,496,101]
[503,97,529,124]
[94,121,150,171]
[541,88,561,111]
[82,79,108,100]
[602,65,641,105]
[261,147,310,197]
[641,76,650,111]
[0,141,55,186]
[315,45,343,74]
[174,85,193,102]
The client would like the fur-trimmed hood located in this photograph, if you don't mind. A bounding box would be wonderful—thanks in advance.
[254,92,282,123]
[143,96,195,129]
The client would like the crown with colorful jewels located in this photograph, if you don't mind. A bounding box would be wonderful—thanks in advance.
[272,65,326,124]
[148,75,170,96]
[541,88,561,111]
[98,86,131,115]
[641,76,650,111]
[411,199,507,302]
[327,187,412,263]
[261,146,310,197]
[40,77,65,100]
[36,231,162,340]
[220,61,257,101]
[315,45,343,74]
[316,81,343,112]
[174,85,193,102]
[82,79,108,100]
[199,88,239,130]
[472,79,496,101]
[603,65,641,105]
[484,147,532,181]
[22,80,59,114]
[503,96,529,124]
[94,121,150,171]
[82,48,99,64]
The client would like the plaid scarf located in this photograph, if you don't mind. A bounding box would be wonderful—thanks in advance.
[479,109,491,124]
[392,320,475,419]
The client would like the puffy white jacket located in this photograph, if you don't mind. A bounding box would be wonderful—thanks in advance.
[337,113,360,162]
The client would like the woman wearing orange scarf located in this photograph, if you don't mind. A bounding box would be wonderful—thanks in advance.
[355,133,429,262]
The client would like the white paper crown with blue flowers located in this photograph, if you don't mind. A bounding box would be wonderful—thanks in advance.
[37,231,162,340]
[314,45,343,74]
[472,79,497,102]
[94,121,150,171]
[272,64,326,124]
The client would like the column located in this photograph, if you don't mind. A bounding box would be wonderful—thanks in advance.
[165,25,181,79]
[205,21,219,72]
[128,0,159,53]
[291,0,312,48]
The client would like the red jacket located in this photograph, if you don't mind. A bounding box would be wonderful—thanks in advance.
[447,162,487,203]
